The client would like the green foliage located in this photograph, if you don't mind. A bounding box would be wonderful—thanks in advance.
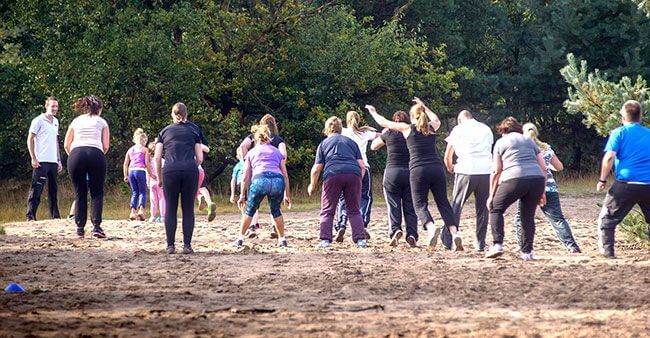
[620,208,650,249]
[561,53,650,136]
[0,225,5,235]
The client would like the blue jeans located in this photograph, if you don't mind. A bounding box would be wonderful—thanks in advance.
[336,167,372,230]
[514,191,580,251]
[245,172,286,218]
[128,170,147,209]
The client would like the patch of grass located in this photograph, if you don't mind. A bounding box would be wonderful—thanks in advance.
[620,208,650,249]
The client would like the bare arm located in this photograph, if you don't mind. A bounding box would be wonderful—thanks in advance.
[64,127,74,155]
[201,144,210,153]
[444,143,455,173]
[56,141,62,173]
[489,154,503,199]
[194,143,204,166]
[229,175,237,203]
[549,154,564,172]
[123,152,130,182]
[144,148,156,179]
[154,143,163,187]
[597,151,616,191]
[278,142,287,160]
[27,132,39,168]
[307,163,324,196]
[365,105,410,132]
[358,160,366,178]
[535,153,548,206]
[240,161,252,197]
[370,136,385,151]
[102,126,110,154]
[413,97,441,131]
[239,137,253,158]
[280,159,291,208]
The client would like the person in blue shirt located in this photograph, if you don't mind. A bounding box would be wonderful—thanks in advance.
[230,147,245,205]
[597,100,650,258]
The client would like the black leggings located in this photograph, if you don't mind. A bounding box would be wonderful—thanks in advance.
[409,164,455,229]
[67,146,106,229]
[383,167,418,239]
[489,177,545,253]
[163,169,199,247]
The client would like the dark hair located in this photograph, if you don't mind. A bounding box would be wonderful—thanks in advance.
[496,116,523,135]
[392,110,409,123]
[73,95,103,115]
[622,100,642,122]
[45,96,58,106]
[259,114,279,135]
[172,102,187,119]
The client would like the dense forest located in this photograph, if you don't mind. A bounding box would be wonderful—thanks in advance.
[1,0,649,183]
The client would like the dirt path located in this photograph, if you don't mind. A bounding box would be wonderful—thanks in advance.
[1,196,648,337]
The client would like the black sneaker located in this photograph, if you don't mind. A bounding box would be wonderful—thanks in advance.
[270,226,278,239]
[26,216,36,222]
[389,230,403,247]
[406,235,417,248]
[166,245,176,254]
[92,226,106,239]
[68,214,75,220]
[364,229,371,240]
[76,227,85,239]
[182,245,194,254]
[335,228,345,243]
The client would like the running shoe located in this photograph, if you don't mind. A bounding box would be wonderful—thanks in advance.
[521,252,534,261]
[364,229,371,240]
[569,247,582,254]
[357,239,368,249]
[453,235,464,251]
[198,196,205,211]
[474,240,485,252]
[26,216,36,222]
[245,227,258,239]
[234,238,244,247]
[318,240,331,248]
[148,216,156,222]
[182,245,194,254]
[427,224,442,248]
[406,235,417,248]
[68,214,75,220]
[158,216,164,223]
[278,239,288,247]
[92,226,106,239]
[76,227,85,239]
[389,230,403,247]
[207,202,217,222]
[334,228,345,243]
[137,213,145,221]
[166,245,176,254]
[485,244,503,258]
[270,225,278,239]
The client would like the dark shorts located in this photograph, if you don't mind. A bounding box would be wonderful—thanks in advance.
[245,172,286,218]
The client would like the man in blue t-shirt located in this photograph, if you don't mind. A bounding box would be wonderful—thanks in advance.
[596,100,650,258]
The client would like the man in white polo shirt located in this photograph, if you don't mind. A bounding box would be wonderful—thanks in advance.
[441,110,494,251]
[26,96,62,221]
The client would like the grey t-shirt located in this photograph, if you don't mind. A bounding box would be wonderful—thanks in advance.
[493,133,543,182]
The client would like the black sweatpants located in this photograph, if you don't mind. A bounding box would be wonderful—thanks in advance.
[383,167,418,240]
[163,169,199,247]
[26,162,60,219]
[410,164,455,229]
[597,181,650,255]
[489,177,545,253]
[68,147,106,229]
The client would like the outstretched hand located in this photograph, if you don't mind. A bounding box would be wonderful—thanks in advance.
[364,105,377,114]
[412,97,424,106]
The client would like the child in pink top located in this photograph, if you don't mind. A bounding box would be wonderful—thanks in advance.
[148,140,165,222]
[123,128,156,220]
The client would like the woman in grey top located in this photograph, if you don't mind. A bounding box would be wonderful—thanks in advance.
[485,117,547,260]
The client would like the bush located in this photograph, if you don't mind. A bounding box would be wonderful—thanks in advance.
[620,208,650,249]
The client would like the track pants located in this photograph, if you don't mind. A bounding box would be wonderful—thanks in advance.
[441,174,489,249]
[163,169,199,247]
[336,167,372,230]
[383,167,418,240]
[410,164,455,230]
[489,177,545,254]
[26,162,60,219]
[320,173,365,242]
[68,147,106,229]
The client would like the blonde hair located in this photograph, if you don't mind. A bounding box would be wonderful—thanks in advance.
[410,104,433,136]
[346,111,375,134]
[132,128,148,145]
[147,141,156,153]
[323,116,343,136]
[251,124,271,144]
[259,114,279,135]
[523,123,549,152]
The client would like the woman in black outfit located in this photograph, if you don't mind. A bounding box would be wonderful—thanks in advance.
[366,98,463,250]
[370,111,418,247]
[64,95,110,239]
[154,103,203,254]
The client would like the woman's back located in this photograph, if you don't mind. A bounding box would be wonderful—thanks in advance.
[315,134,362,180]
[128,144,146,169]
[406,125,442,170]
[70,114,107,151]
[382,129,410,169]
[494,133,543,182]
[157,122,199,172]
[245,143,283,176]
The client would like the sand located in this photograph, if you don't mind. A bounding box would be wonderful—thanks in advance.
[1,196,648,337]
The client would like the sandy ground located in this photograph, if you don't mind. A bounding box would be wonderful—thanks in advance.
[1,196,649,337]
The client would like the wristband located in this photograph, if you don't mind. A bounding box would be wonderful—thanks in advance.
[598,179,607,184]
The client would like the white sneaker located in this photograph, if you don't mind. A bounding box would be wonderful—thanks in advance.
[521,251,534,261]
[427,224,442,248]
[485,244,503,258]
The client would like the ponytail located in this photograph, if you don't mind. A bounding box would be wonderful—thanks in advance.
[523,123,549,152]
[346,111,375,134]
[410,104,433,136]
[132,128,148,145]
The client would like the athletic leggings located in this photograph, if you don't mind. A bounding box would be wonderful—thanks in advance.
[383,167,418,240]
[163,169,199,247]
[245,172,286,218]
[67,146,106,229]
[128,169,147,209]
[489,177,545,254]
[409,164,455,229]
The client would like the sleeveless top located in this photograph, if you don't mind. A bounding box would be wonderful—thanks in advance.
[406,124,442,170]
[128,144,147,169]
[381,129,410,169]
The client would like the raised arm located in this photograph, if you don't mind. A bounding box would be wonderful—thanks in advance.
[370,135,385,151]
[413,97,441,131]
[364,105,410,132]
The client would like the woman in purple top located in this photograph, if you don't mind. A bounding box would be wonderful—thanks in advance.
[123,128,156,221]
[308,116,368,249]
[235,124,292,247]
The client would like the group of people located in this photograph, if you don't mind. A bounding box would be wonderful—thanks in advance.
[26,95,650,259]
